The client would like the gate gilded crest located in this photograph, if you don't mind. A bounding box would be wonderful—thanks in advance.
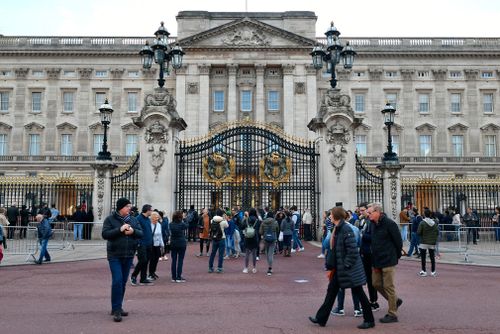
[259,150,292,188]
[202,152,236,187]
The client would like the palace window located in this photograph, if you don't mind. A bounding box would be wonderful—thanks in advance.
[385,93,398,110]
[95,92,106,110]
[419,94,430,113]
[419,135,432,156]
[481,71,494,79]
[95,70,108,77]
[32,92,42,113]
[28,134,40,156]
[483,93,493,113]
[128,92,138,112]
[240,90,252,112]
[452,135,464,157]
[213,90,225,112]
[0,134,7,155]
[0,92,9,112]
[60,134,73,156]
[485,135,497,157]
[355,135,367,156]
[354,94,365,113]
[93,134,104,156]
[128,71,139,78]
[450,93,461,113]
[125,134,138,156]
[267,90,280,111]
[392,135,400,155]
[449,71,462,78]
[63,92,74,112]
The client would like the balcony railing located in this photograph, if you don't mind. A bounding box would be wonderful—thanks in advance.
[0,155,133,163]
[359,156,500,164]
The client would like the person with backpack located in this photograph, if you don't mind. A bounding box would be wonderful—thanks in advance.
[259,212,279,276]
[242,208,259,273]
[186,205,199,242]
[407,208,422,258]
[290,205,304,253]
[279,211,294,257]
[208,209,229,273]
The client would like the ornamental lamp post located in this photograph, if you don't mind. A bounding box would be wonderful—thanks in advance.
[96,98,114,161]
[381,102,399,163]
[310,22,357,88]
[139,21,185,88]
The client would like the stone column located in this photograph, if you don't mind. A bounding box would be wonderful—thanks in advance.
[308,88,362,216]
[198,64,210,135]
[378,163,404,222]
[255,64,265,122]
[44,68,61,154]
[175,65,187,119]
[77,68,93,153]
[133,87,187,213]
[227,64,238,121]
[13,68,29,154]
[305,65,317,140]
[283,64,295,134]
[91,161,117,222]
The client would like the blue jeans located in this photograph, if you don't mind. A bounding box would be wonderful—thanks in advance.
[74,223,83,240]
[322,231,332,254]
[209,239,225,270]
[292,229,303,250]
[495,226,500,242]
[408,232,420,256]
[336,288,361,311]
[170,246,186,280]
[38,238,51,262]
[108,257,133,312]
[225,234,235,256]
[400,225,408,242]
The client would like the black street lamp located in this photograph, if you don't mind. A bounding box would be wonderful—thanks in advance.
[140,21,185,88]
[310,22,357,88]
[381,102,399,163]
[96,98,114,161]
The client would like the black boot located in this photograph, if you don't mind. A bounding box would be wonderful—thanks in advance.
[113,310,122,322]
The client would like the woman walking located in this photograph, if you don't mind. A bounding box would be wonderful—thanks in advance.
[279,211,294,257]
[148,211,164,280]
[242,208,259,273]
[169,211,188,282]
[417,208,439,277]
[259,212,279,276]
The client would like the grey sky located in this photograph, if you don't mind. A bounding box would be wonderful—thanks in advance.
[1,0,499,37]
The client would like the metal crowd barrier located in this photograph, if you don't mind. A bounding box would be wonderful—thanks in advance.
[458,226,500,262]
[2,226,39,261]
[66,222,105,247]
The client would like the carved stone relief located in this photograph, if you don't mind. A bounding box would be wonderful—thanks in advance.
[142,89,179,119]
[145,120,169,182]
[325,121,351,181]
[78,68,93,79]
[319,89,354,119]
[46,68,61,80]
[221,27,270,46]
[294,82,305,94]
[15,68,29,79]
[187,82,199,94]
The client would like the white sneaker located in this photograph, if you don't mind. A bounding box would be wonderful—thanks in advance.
[419,270,428,277]
[252,268,257,274]
[290,249,296,253]
[242,268,248,274]
[256,257,260,261]
[354,310,363,317]
[299,247,305,252]
[317,254,325,258]
[431,271,437,277]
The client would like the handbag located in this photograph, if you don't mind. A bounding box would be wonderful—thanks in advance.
[278,231,284,242]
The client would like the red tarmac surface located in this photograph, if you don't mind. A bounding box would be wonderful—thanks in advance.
[1,244,499,334]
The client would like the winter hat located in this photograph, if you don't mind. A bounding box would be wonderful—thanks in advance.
[116,198,131,211]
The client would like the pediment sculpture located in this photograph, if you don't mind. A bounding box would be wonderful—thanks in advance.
[222,27,270,46]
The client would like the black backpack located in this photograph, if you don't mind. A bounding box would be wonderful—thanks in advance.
[263,223,276,243]
[210,220,223,241]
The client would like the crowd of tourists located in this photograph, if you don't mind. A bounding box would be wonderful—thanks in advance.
[101,198,310,322]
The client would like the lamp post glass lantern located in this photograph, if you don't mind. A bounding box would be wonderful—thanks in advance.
[381,102,398,163]
[139,21,185,88]
[310,21,357,88]
[97,98,114,161]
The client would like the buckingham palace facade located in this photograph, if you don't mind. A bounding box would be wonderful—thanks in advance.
[0,10,499,180]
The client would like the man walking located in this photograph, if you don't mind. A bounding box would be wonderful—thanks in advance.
[130,204,154,286]
[35,214,52,264]
[366,203,403,324]
[290,205,304,252]
[102,197,143,322]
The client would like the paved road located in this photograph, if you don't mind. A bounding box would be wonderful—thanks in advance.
[1,243,499,334]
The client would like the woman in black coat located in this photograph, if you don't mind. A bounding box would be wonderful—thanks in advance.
[309,207,375,329]
[169,211,188,283]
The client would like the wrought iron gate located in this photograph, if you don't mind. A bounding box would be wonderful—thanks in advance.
[356,154,384,206]
[176,122,319,232]
[111,153,139,208]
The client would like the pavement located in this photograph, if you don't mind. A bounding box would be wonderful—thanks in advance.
[1,239,500,333]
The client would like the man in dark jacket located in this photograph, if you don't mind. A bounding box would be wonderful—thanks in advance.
[6,203,19,239]
[366,203,403,324]
[130,204,154,286]
[309,206,375,329]
[102,197,143,322]
[358,203,379,311]
[35,214,52,265]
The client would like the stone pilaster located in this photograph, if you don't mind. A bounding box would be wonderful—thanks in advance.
[91,161,117,222]
[227,64,238,121]
[13,68,29,154]
[377,163,404,222]
[198,64,210,135]
[77,68,92,153]
[255,64,265,122]
[175,65,187,119]
[306,64,317,139]
[282,64,295,134]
